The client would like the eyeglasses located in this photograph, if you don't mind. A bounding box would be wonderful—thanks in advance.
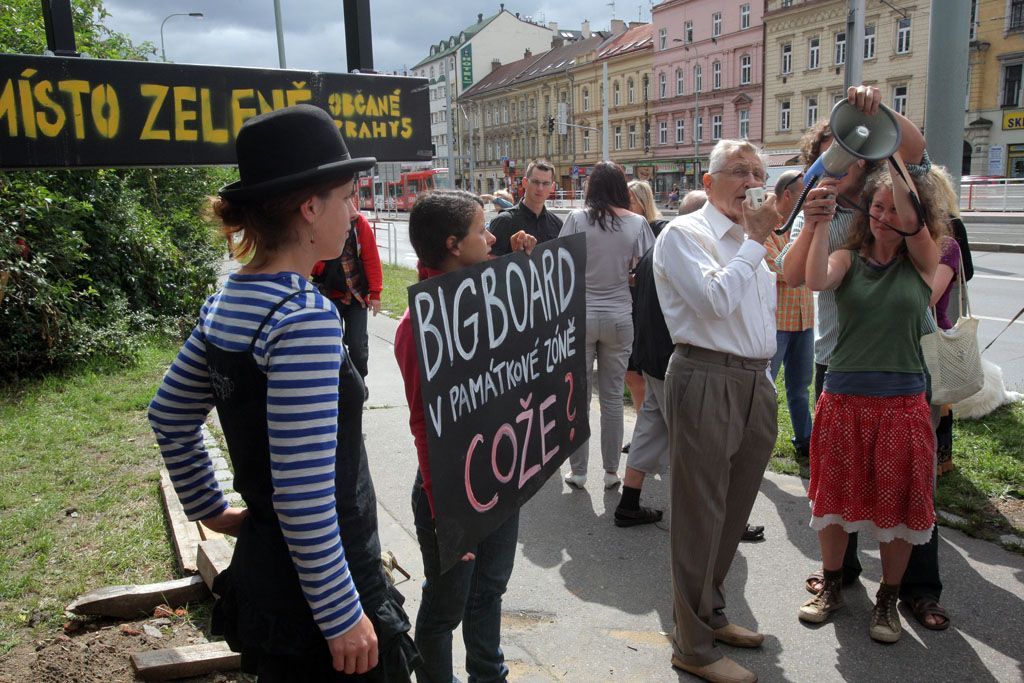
[781,172,804,194]
[712,165,767,183]
[528,178,553,188]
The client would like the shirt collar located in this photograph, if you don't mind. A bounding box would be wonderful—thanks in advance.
[703,200,742,240]
[416,262,446,281]
[518,200,546,219]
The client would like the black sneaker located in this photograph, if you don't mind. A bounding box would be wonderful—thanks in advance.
[614,506,663,527]
[621,442,631,454]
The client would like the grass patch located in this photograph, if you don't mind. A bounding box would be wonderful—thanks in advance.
[0,339,183,654]
[380,263,417,319]
[769,371,1024,547]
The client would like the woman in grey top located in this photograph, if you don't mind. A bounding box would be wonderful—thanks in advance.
[559,162,655,490]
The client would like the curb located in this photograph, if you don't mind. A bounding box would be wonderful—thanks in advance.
[971,242,1024,253]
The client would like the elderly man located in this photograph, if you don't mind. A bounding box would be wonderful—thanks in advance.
[653,139,787,683]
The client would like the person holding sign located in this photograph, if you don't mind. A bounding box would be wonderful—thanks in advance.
[148,104,417,680]
[560,162,655,491]
[653,140,781,683]
[487,160,563,256]
[394,190,536,683]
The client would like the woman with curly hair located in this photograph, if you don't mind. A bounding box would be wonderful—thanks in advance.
[800,159,946,644]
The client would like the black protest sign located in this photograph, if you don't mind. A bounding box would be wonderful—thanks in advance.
[409,233,589,572]
[0,53,431,168]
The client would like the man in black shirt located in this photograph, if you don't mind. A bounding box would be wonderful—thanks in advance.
[489,160,563,256]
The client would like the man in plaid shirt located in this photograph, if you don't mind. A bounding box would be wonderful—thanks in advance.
[765,170,814,460]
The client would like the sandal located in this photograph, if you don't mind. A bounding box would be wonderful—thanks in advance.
[903,596,951,631]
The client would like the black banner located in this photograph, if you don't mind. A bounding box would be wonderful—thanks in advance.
[0,53,431,168]
[409,234,589,572]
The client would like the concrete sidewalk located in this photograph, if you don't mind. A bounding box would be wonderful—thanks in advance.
[360,312,1024,683]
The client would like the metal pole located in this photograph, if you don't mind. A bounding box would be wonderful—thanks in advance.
[924,0,971,192]
[41,0,78,57]
[467,104,476,193]
[273,0,287,68]
[343,0,373,72]
[844,0,865,91]
[694,56,700,189]
[446,76,456,188]
[602,61,610,160]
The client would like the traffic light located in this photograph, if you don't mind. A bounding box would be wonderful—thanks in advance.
[547,116,555,133]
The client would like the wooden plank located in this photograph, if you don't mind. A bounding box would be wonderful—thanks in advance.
[131,641,240,681]
[67,576,208,618]
[197,522,225,542]
[159,468,201,573]
[196,539,233,592]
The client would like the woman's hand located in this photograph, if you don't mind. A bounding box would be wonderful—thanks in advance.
[802,179,839,224]
[847,85,882,116]
[510,230,538,255]
[201,507,249,537]
[368,299,381,316]
[327,613,379,674]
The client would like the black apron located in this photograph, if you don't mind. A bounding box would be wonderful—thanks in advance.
[207,289,417,681]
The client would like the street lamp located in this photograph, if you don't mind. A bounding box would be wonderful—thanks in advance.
[160,12,204,63]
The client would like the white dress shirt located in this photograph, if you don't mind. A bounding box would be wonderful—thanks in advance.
[653,200,777,359]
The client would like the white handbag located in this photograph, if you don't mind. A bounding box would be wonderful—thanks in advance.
[920,265,984,405]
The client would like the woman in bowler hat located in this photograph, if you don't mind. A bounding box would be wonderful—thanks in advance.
[149,104,416,681]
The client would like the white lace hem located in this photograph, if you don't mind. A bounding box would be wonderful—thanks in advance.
[809,514,934,545]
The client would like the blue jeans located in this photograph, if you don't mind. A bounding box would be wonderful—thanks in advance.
[770,328,813,448]
[412,481,519,683]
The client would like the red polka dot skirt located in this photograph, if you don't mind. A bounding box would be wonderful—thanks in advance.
[808,392,935,545]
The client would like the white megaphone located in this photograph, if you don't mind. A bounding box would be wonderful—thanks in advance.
[776,100,902,234]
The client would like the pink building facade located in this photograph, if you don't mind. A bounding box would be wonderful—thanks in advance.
[650,0,764,195]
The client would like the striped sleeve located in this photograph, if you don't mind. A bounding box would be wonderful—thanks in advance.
[148,312,229,522]
[264,302,364,638]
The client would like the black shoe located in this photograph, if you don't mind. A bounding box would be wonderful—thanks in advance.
[794,443,810,461]
[741,524,765,542]
[621,442,631,454]
[614,505,663,527]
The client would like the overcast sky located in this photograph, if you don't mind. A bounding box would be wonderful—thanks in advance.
[100,1,655,74]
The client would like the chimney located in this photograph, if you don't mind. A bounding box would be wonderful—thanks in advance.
[628,21,644,29]
[524,48,532,60]
[548,21,559,32]
[491,58,502,72]
[611,19,626,35]
[478,13,483,23]
[551,34,565,49]
[581,19,591,39]
[499,2,504,11]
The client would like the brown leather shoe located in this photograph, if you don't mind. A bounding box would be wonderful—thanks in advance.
[671,654,757,683]
[713,623,765,648]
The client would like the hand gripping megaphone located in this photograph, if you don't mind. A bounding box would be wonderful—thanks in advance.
[776,100,902,234]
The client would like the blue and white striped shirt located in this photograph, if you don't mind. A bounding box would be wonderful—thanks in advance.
[148,271,363,639]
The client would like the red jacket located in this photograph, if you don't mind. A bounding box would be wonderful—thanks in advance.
[394,263,444,516]
[311,212,383,303]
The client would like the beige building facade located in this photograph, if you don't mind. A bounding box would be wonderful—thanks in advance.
[762,0,930,167]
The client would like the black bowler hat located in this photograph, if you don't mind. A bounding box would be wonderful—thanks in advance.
[219,104,376,203]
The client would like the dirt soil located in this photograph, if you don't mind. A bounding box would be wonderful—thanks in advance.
[0,611,248,683]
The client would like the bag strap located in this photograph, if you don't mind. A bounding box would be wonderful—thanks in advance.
[983,303,1024,353]
[957,260,969,319]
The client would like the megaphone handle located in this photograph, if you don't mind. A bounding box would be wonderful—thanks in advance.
[775,175,818,235]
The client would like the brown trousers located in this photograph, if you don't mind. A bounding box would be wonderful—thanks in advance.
[664,345,777,667]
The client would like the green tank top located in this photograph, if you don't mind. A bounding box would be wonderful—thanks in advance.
[828,251,930,374]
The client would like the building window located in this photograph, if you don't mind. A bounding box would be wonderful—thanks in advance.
[695,115,703,142]
[739,109,750,139]
[892,85,908,115]
[712,114,722,140]
[782,43,792,74]
[833,92,845,107]
[740,55,752,84]
[741,4,750,30]
[644,77,650,100]
[1011,0,1024,31]
[712,12,722,38]
[1004,64,1023,107]
[659,72,667,98]
[502,103,508,124]
[835,32,846,65]
[712,61,722,90]
[629,124,637,149]
[613,81,621,106]
[896,17,911,54]
[659,121,668,144]
[583,130,590,153]
[659,27,667,50]
[864,25,876,59]
[694,63,703,92]
[614,126,622,150]
[675,118,685,144]
[628,78,635,104]
[583,88,590,111]
[780,100,791,131]
[684,20,693,44]
[676,68,685,96]
[808,36,820,69]
[806,97,818,126]
[782,0,792,6]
